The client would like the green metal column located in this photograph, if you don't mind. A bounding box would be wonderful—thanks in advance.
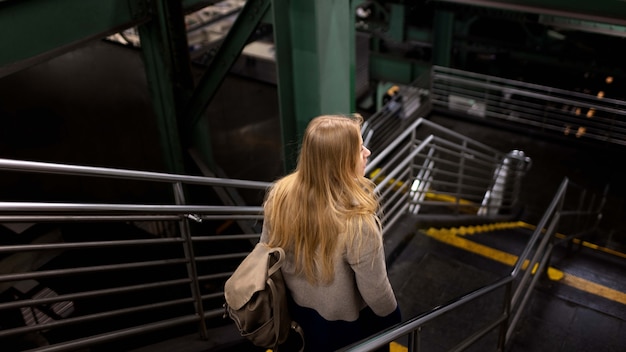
[137,0,194,174]
[433,10,455,67]
[272,0,355,172]
[184,0,270,173]
[388,3,406,42]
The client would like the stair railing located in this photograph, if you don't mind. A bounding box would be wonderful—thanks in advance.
[0,157,270,352]
[364,117,530,233]
[340,176,606,352]
[430,65,626,147]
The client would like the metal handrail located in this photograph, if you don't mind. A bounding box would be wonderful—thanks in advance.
[343,66,608,351]
[365,116,530,233]
[341,177,606,351]
[430,65,626,147]
[0,158,270,351]
[0,158,269,188]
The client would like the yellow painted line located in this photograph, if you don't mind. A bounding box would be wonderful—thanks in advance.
[369,168,408,192]
[424,225,626,305]
[553,232,626,260]
[426,226,519,266]
[390,341,407,352]
[368,169,478,210]
[451,221,626,260]
[424,192,476,206]
[560,270,626,304]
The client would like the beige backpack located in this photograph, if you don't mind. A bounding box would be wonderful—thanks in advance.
[223,243,304,351]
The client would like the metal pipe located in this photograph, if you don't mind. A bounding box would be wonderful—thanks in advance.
[0,202,263,214]
[0,278,191,311]
[0,258,188,283]
[0,238,183,253]
[0,158,270,189]
[173,181,208,339]
[0,297,195,338]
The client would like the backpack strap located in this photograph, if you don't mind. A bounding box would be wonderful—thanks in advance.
[267,247,285,276]
[267,247,286,351]
[267,248,304,352]
[267,274,282,351]
[291,321,305,352]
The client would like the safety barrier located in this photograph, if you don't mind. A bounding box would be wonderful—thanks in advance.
[430,65,626,147]
[340,177,606,351]
[0,158,270,351]
[364,117,531,233]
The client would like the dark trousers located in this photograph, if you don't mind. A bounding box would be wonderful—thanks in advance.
[283,299,401,352]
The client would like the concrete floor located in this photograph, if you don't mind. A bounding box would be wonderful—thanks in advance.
[384,215,625,352]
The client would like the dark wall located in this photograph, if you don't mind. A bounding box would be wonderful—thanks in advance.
[0,40,167,203]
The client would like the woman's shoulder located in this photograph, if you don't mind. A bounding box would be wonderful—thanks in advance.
[344,217,382,255]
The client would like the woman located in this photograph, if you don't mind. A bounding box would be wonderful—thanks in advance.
[260,114,401,351]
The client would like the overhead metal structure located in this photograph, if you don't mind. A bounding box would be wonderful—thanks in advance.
[2,0,626,174]
[435,0,626,27]
[272,0,356,171]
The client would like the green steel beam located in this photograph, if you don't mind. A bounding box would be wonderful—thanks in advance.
[272,0,355,172]
[406,27,433,43]
[388,4,405,42]
[0,0,220,77]
[434,0,626,27]
[539,15,626,38]
[184,0,270,130]
[181,0,270,175]
[271,0,297,172]
[369,52,430,85]
[0,0,257,175]
[433,10,454,67]
[0,0,149,75]
[138,0,194,174]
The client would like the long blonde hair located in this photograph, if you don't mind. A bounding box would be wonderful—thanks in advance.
[263,114,382,284]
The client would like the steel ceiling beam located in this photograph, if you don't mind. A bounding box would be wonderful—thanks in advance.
[0,0,219,78]
[434,0,626,27]
[0,0,148,78]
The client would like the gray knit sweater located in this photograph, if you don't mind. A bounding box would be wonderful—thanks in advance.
[260,222,398,322]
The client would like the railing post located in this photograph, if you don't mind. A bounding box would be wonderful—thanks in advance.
[594,184,610,232]
[408,326,421,352]
[409,145,436,215]
[497,281,512,351]
[479,150,531,216]
[569,188,589,252]
[511,150,531,212]
[455,140,468,215]
[172,182,208,339]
